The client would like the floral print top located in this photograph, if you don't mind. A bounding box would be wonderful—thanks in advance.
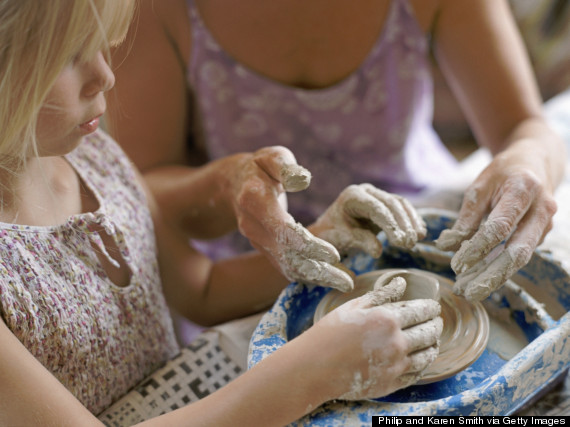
[0,130,180,415]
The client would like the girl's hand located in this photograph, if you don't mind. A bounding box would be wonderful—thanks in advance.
[309,183,427,266]
[435,144,558,301]
[228,146,355,292]
[303,277,442,401]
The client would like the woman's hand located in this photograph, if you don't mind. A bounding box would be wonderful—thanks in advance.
[430,0,567,301]
[435,137,560,301]
[309,183,427,262]
[302,277,442,401]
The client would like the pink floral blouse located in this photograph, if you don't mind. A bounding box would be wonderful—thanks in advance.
[0,131,179,414]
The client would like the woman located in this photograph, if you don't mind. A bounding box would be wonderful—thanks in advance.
[108,0,565,301]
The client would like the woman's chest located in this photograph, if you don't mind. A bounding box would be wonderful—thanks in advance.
[193,0,440,88]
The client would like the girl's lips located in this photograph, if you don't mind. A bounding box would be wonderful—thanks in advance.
[79,116,101,134]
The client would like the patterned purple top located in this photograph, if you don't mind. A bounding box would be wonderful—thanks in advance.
[0,131,179,415]
[186,0,459,229]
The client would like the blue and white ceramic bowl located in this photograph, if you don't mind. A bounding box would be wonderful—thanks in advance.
[248,209,570,421]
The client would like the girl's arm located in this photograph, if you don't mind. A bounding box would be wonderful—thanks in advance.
[142,160,289,326]
[142,292,442,427]
[144,158,427,325]
[432,0,566,300]
[0,280,442,426]
[0,320,103,427]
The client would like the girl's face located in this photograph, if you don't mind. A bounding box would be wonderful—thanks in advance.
[35,51,115,157]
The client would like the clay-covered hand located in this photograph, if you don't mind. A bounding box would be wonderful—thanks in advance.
[309,183,427,259]
[435,156,558,301]
[230,146,355,291]
[303,277,442,401]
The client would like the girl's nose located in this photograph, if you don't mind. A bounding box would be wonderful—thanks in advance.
[83,51,115,97]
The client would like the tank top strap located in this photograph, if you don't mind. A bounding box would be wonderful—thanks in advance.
[186,0,219,88]
[186,0,201,27]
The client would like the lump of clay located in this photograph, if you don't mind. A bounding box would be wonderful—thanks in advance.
[371,269,440,302]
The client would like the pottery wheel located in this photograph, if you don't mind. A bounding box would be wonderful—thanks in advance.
[313,269,490,385]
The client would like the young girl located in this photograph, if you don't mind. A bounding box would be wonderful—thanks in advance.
[0,1,442,425]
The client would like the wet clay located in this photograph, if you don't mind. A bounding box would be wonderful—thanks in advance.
[271,220,355,292]
[328,272,444,400]
[280,163,311,192]
[424,280,489,382]
[314,269,490,385]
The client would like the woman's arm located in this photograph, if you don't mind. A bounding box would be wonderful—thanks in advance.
[432,0,566,300]
[107,0,191,170]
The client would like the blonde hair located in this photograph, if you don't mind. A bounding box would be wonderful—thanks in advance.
[0,0,135,173]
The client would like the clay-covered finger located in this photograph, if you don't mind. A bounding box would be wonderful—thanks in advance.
[363,184,426,242]
[453,246,529,301]
[362,185,420,247]
[435,227,475,252]
[449,221,506,275]
[286,256,355,292]
[455,242,533,301]
[373,275,406,293]
[403,317,443,353]
[451,185,543,275]
[307,262,355,292]
[323,227,383,258]
[454,203,546,301]
[399,196,427,240]
[451,214,520,275]
[281,222,340,264]
[406,345,439,373]
[380,299,441,329]
[435,186,488,251]
[253,146,311,192]
[343,188,417,248]
[451,256,487,298]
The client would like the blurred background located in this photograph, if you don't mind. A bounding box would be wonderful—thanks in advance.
[433,0,570,160]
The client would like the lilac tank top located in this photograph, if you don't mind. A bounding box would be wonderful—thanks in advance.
[186,0,459,256]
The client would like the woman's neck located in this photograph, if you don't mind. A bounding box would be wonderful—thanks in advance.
[0,156,85,226]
